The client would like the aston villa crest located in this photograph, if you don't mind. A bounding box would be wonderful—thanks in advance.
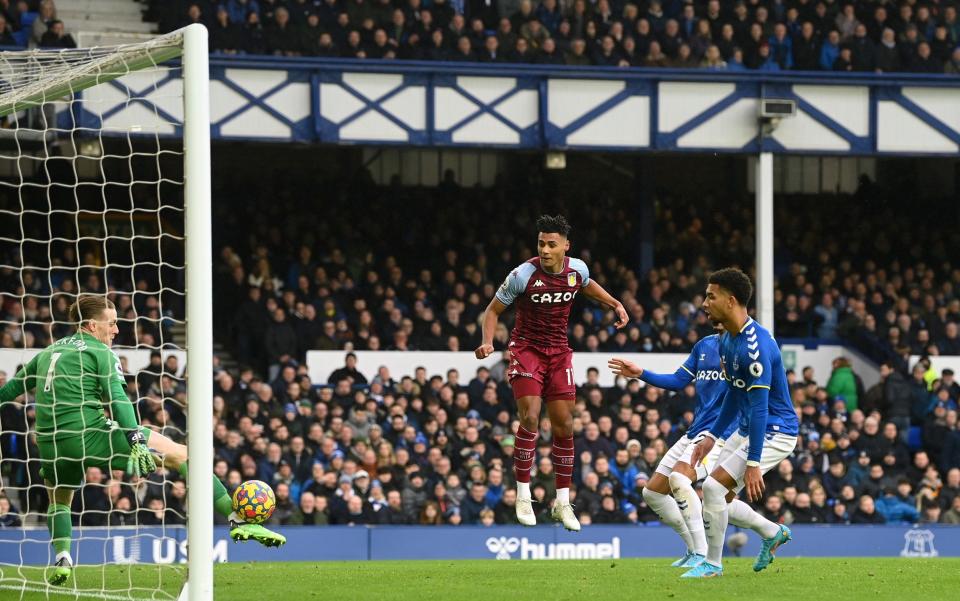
[568,273,577,287]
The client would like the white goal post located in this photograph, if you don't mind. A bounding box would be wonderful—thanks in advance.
[182,24,214,601]
[0,24,212,601]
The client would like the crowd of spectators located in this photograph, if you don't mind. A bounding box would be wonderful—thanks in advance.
[0,0,77,49]
[3,340,959,528]
[2,159,960,527]
[156,0,960,73]
[204,172,960,383]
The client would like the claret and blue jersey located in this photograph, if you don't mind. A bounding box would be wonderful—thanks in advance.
[708,317,799,461]
[639,334,738,440]
[495,256,591,350]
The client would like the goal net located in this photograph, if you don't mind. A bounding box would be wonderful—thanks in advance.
[0,25,211,601]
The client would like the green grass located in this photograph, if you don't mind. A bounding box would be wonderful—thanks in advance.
[3,558,959,601]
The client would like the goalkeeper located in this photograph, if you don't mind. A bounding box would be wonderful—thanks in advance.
[0,295,285,586]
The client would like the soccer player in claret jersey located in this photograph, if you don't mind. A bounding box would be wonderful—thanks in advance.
[475,215,628,531]
[608,323,740,569]
[0,295,285,587]
[683,268,799,579]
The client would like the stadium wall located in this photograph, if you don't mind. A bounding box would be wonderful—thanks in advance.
[68,57,960,155]
[915,355,960,377]
[0,343,888,394]
[0,525,953,564]
[306,343,882,388]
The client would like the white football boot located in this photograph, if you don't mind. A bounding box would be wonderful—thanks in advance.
[551,501,581,532]
[516,497,537,526]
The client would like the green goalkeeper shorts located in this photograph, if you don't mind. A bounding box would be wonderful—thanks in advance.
[37,425,153,488]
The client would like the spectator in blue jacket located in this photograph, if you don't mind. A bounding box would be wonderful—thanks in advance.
[0,495,22,528]
[226,0,260,25]
[460,481,492,524]
[875,486,920,523]
[768,22,794,69]
[819,29,840,70]
[823,458,856,499]
[609,448,640,494]
[727,47,747,70]
[484,468,505,507]
[534,0,561,35]
[757,43,782,70]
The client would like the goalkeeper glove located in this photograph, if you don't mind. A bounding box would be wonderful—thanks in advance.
[125,429,158,477]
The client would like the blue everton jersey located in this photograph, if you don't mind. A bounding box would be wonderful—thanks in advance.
[683,336,739,440]
[718,318,798,438]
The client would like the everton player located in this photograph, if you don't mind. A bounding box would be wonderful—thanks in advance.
[684,268,798,578]
[608,323,741,569]
[475,215,627,531]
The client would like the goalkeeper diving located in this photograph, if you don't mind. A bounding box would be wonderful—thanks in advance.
[0,295,285,586]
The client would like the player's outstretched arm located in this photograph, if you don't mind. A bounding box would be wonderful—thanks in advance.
[581,280,628,328]
[476,297,507,359]
[0,355,39,407]
[608,358,694,391]
[608,357,642,378]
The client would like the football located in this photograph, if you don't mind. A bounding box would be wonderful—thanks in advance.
[232,480,276,524]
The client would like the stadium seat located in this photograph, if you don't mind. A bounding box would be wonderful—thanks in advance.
[11,29,28,47]
[907,427,923,451]
[19,11,38,30]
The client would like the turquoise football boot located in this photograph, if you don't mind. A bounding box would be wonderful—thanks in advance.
[754,525,792,572]
[672,551,706,568]
[680,552,706,568]
[681,561,723,578]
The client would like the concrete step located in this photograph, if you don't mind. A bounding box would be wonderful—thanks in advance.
[59,12,151,25]
[50,1,159,42]
[59,10,145,21]
[56,0,146,12]
[76,30,156,47]
[64,18,156,34]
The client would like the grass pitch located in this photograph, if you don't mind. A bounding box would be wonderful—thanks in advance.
[2,558,958,601]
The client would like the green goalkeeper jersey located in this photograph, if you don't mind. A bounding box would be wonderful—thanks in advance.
[0,331,138,441]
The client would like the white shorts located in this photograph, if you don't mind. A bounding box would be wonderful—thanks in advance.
[714,431,746,468]
[704,439,724,472]
[718,432,798,493]
[656,432,725,479]
[656,434,697,477]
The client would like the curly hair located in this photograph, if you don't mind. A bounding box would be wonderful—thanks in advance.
[707,267,753,307]
[535,214,571,237]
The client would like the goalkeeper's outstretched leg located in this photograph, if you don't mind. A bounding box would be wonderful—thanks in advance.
[148,431,286,548]
[42,428,285,586]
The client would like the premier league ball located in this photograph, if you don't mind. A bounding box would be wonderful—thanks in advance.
[232,480,276,524]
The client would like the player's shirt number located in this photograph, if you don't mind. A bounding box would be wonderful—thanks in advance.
[43,352,62,393]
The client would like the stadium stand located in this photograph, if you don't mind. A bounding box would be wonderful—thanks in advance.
[2,161,959,528]
[0,0,72,48]
[151,0,960,73]
[207,173,959,377]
